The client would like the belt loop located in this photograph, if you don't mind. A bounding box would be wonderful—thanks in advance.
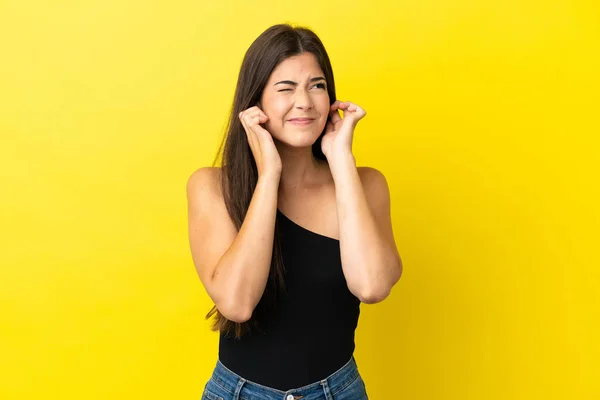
[233,377,246,400]
[321,379,333,400]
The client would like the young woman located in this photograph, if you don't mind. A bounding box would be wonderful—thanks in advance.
[187,23,402,400]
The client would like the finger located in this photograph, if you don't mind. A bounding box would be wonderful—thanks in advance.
[245,106,261,114]
[244,113,268,133]
[257,112,269,124]
[329,108,342,125]
[250,106,269,122]
[246,116,275,150]
[337,101,365,119]
[239,109,256,120]
[239,107,272,151]
[242,108,268,123]
[252,122,273,141]
[326,120,334,133]
[252,108,269,122]
[239,107,262,120]
[336,101,352,110]
[239,113,251,140]
[240,112,259,150]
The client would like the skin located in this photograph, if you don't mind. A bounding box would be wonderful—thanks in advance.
[187,52,402,322]
[241,52,402,302]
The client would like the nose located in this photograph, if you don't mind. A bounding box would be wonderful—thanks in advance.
[294,88,313,110]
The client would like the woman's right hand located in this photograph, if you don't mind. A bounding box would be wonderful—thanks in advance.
[239,106,282,179]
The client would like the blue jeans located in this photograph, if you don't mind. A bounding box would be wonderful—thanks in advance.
[202,356,369,400]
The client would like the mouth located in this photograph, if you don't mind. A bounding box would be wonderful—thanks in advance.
[287,118,315,125]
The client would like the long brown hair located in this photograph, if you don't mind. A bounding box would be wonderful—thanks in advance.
[206,24,337,338]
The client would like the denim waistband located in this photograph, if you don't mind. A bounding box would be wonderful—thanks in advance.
[211,356,360,398]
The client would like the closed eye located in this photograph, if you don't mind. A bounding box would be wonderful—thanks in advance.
[278,84,323,92]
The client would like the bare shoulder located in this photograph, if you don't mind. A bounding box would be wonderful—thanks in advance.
[356,166,394,219]
[357,166,390,201]
[186,166,233,229]
[357,166,400,267]
[186,166,237,285]
[186,166,221,200]
[357,166,387,182]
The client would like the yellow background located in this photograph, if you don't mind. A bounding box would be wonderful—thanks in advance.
[1,0,599,399]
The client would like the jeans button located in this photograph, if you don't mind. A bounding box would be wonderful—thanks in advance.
[286,395,294,400]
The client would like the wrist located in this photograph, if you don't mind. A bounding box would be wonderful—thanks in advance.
[328,153,356,172]
[257,171,281,186]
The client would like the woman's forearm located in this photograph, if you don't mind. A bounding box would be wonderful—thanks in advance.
[330,154,402,303]
[210,174,280,321]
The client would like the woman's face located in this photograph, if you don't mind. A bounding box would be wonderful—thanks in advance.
[259,52,330,147]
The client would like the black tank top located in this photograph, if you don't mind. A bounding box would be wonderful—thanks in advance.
[218,209,361,390]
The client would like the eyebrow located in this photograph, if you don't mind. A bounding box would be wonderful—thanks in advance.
[274,77,326,86]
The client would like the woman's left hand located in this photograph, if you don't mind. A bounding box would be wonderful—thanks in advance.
[321,100,366,162]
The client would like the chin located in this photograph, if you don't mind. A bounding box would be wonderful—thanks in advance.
[275,129,323,147]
